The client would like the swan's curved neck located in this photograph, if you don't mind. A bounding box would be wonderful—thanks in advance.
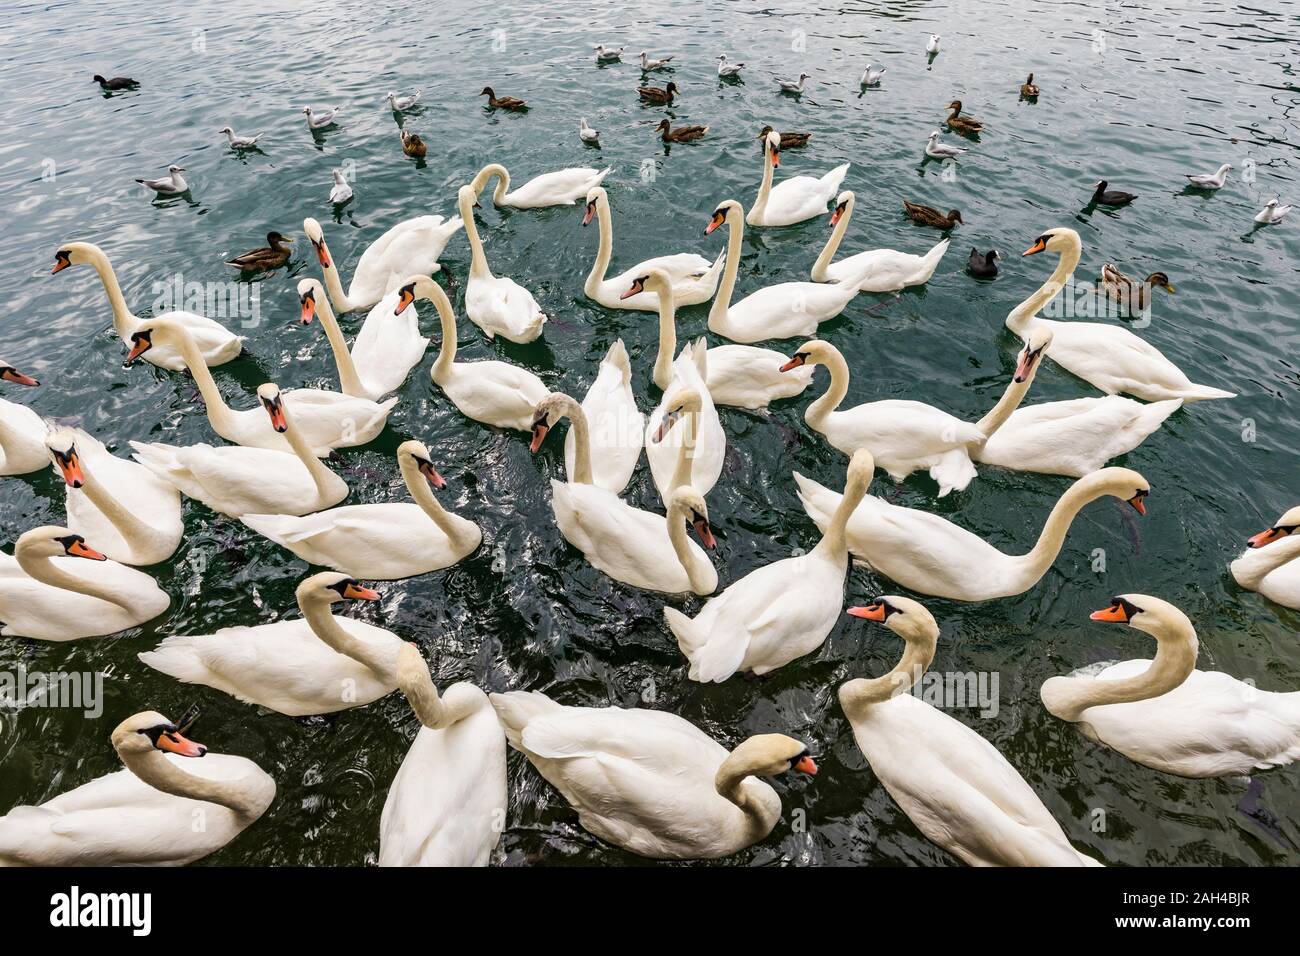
[1011,476,1117,587]
[398,659,477,730]
[281,413,338,497]
[707,213,744,331]
[313,294,365,396]
[78,461,168,556]
[817,468,871,557]
[165,331,237,434]
[16,549,131,609]
[427,289,459,384]
[652,287,678,391]
[806,353,850,430]
[300,598,394,680]
[666,492,712,593]
[713,750,775,833]
[668,406,699,491]
[973,371,1034,438]
[561,400,595,485]
[82,247,137,335]
[840,633,937,712]
[120,749,271,820]
[316,243,357,314]
[752,149,775,218]
[1007,239,1081,333]
[1053,621,1197,721]
[458,189,492,280]
[398,453,473,547]
[585,192,614,297]
[472,164,510,206]
[812,197,852,281]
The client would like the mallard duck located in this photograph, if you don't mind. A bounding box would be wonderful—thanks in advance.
[657,119,707,143]
[903,201,963,229]
[758,125,811,149]
[638,81,679,104]
[480,86,527,110]
[93,74,138,91]
[1020,73,1040,97]
[226,232,294,271]
[968,248,999,278]
[944,100,983,133]
[1091,180,1137,206]
[1101,264,1174,311]
[400,130,427,158]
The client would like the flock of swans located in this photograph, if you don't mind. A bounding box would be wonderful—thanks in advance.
[1,44,1298,868]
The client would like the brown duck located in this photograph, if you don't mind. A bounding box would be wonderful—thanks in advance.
[657,119,708,142]
[226,232,293,271]
[638,82,679,104]
[944,100,983,133]
[903,202,963,229]
[481,86,527,110]
[757,125,811,149]
[400,130,427,158]
[1101,263,1175,311]
[1020,73,1040,97]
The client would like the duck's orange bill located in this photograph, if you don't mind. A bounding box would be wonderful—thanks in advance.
[300,292,316,324]
[779,356,805,373]
[344,583,380,601]
[847,603,887,621]
[794,755,818,775]
[1090,604,1129,623]
[395,286,415,315]
[1023,238,1047,256]
[1248,527,1286,548]
[157,730,207,758]
[67,540,107,561]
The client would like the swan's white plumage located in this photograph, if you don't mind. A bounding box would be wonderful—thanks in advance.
[646,342,725,503]
[565,340,644,493]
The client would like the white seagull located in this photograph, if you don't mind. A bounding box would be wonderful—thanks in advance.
[927,34,941,54]
[640,51,674,71]
[303,106,340,129]
[1185,163,1232,189]
[861,65,886,86]
[1255,197,1291,224]
[386,89,421,111]
[925,130,967,159]
[779,72,810,93]
[717,54,745,77]
[135,164,188,195]
[218,127,261,149]
[594,45,624,63]
[579,118,600,143]
[329,169,353,205]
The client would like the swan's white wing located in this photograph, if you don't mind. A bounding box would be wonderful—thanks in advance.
[350,290,431,397]
[566,340,644,492]
[349,215,464,303]
[441,360,549,431]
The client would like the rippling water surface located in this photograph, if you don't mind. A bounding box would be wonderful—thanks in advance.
[1,0,1297,865]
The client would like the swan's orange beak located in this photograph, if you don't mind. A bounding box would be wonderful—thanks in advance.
[779,354,806,373]
[1014,347,1040,383]
[1023,237,1048,256]
[53,450,85,488]
[692,515,716,549]
[312,238,331,268]
[0,367,39,386]
[794,755,818,775]
[847,602,887,621]
[830,203,846,226]
[300,290,316,325]
[262,397,288,432]
[582,200,596,226]
[620,277,645,300]
[125,334,152,364]
[1127,491,1148,515]
[770,145,781,168]
[156,729,207,758]
[65,538,107,561]
[1090,602,1129,623]
[1248,526,1289,548]
[705,210,725,235]
[395,284,416,315]
[529,418,550,453]
[344,582,380,601]
[51,251,72,274]
[416,457,446,488]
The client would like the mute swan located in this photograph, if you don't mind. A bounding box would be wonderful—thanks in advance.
[1186,163,1232,190]
[140,573,401,716]
[380,643,507,867]
[126,319,396,457]
[471,162,610,210]
[303,214,462,314]
[130,383,349,518]
[241,441,480,581]
[1230,506,1300,610]
[973,326,1182,478]
[666,449,874,682]
[795,465,1150,602]
[1010,228,1235,402]
[457,184,547,343]
[706,200,869,343]
[638,269,811,411]
[563,341,643,493]
[531,392,717,595]
[0,710,274,866]
[0,363,47,476]
[400,275,548,431]
[46,428,182,566]
[0,525,169,641]
[646,341,725,504]
[842,596,1103,866]
[298,278,427,402]
[812,191,949,290]
[747,131,849,227]
[52,242,242,369]
[491,690,816,859]
[1042,595,1300,777]
[582,186,724,311]
[136,164,188,196]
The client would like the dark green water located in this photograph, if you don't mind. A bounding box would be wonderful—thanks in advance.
[1,0,1297,865]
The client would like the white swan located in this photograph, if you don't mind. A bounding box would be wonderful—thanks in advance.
[130,383,349,518]
[52,242,242,369]
[842,596,1102,866]
[1230,506,1300,610]
[0,363,47,476]
[639,268,812,411]
[795,465,1150,602]
[666,449,874,682]
[582,186,724,311]
[812,191,949,290]
[646,342,725,504]
[471,161,610,209]
[45,428,182,566]
[530,392,717,595]
[298,278,427,402]
[241,440,480,581]
[126,318,395,457]
[303,215,462,314]
[1042,594,1300,777]
[707,200,867,343]
[401,275,548,431]
[457,184,547,343]
[973,326,1183,477]
[140,572,402,717]
[563,341,643,493]
[379,643,507,867]
[0,710,274,866]
[747,131,849,227]
[0,525,169,641]
[1010,228,1235,402]
[491,690,816,859]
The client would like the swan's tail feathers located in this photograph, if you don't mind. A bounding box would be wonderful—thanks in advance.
[1177,383,1236,402]
[239,513,315,547]
[702,247,728,286]
[592,167,613,188]
[437,216,465,238]
[691,337,709,379]
[930,449,978,498]
[666,609,746,684]
[138,636,210,686]
[792,471,834,534]
[489,691,561,751]
[1121,398,1182,445]
[664,606,704,655]
[602,339,632,386]
[128,440,183,477]
[820,162,852,196]
[908,239,950,285]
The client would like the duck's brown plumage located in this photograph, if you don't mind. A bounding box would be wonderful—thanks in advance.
[226,232,293,271]
[945,100,983,133]
[757,125,811,149]
[400,130,427,157]
[657,120,708,142]
[903,201,963,229]
[481,86,527,110]
[1020,73,1040,97]
[1101,263,1175,311]
[638,82,679,104]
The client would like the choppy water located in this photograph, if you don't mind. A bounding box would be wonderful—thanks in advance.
[0,0,1297,865]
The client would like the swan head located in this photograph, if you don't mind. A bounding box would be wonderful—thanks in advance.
[1023,226,1080,257]
[50,241,103,274]
[582,185,607,226]
[124,317,187,364]
[1246,505,1300,548]
[529,393,581,453]
[848,595,940,649]
[0,361,38,386]
[705,200,742,234]
[718,735,817,786]
[301,217,331,268]
[780,338,838,373]
[112,710,207,759]
[296,571,380,608]
[15,525,107,562]
[622,267,673,301]
[845,447,876,492]
[654,387,703,442]
[256,382,289,432]
[395,274,441,315]
[830,191,855,225]
[297,278,326,324]
[1089,594,1193,643]
[1088,466,1149,514]
[397,439,445,488]
[763,130,781,166]
[1014,325,1052,383]
[45,429,86,488]
[669,486,716,549]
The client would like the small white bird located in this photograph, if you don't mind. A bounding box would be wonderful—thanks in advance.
[386,89,421,111]
[927,34,941,54]
[579,118,600,143]
[861,65,886,86]
[135,164,188,195]
[1255,197,1291,224]
[640,51,674,71]
[925,130,966,159]
[779,72,810,93]
[218,127,261,149]
[594,45,624,63]
[717,54,745,78]
[1185,163,1232,189]
[329,169,353,204]
[303,106,340,129]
